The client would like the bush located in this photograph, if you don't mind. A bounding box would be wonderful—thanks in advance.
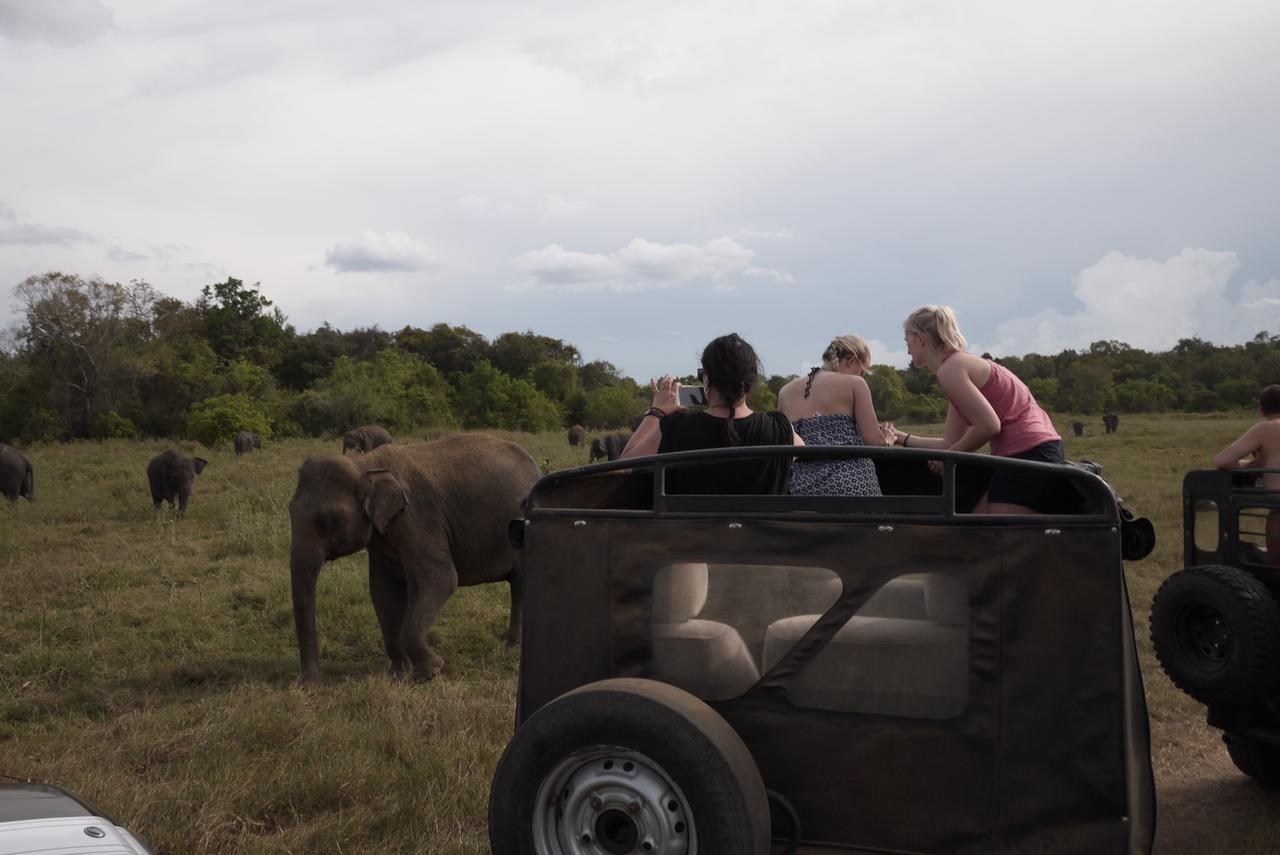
[94,410,139,439]
[186,394,273,446]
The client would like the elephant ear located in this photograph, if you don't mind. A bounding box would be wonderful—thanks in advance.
[362,469,408,534]
[193,457,209,475]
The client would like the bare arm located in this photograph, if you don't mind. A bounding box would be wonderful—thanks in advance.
[851,377,886,446]
[893,405,967,450]
[621,376,682,460]
[935,360,1000,453]
[1213,424,1263,470]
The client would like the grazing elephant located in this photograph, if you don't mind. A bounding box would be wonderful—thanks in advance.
[0,443,35,502]
[289,433,541,684]
[567,424,586,447]
[1071,421,1084,438]
[234,431,263,455]
[1103,413,1120,434]
[342,425,394,454]
[147,450,208,513]
[589,430,632,462]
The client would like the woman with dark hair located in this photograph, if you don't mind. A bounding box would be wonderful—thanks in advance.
[777,334,887,496]
[621,333,802,494]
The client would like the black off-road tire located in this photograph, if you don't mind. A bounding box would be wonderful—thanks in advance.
[1150,565,1280,707]
[489,678,770,855]
[1225,732,1280,788]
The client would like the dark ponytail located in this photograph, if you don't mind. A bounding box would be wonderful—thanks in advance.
[700,333,762,447]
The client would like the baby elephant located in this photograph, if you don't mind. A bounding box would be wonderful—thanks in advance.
[234,430,263,455]
[0,443,35,502]
[589,431,632,462]
[147,450,208,513]
[342,425,393,454]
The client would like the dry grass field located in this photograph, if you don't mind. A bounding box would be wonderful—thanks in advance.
[1,416,1277,853]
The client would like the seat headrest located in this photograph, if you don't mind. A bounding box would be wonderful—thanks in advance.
[653,563,709,622]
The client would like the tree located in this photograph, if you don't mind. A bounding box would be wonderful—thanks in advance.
[187,393,273,446]
[865,366,907,420]
[196,277,290,366]
[13,272,156,437]
[490,331,580,379]
[395,323,490,375]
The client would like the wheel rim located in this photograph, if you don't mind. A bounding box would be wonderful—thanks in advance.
[1176,602,1232,670]
[532,745,697,855]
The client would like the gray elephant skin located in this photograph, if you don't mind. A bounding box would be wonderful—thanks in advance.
[1103,413,1120,434]
[234,431,263,454]
[589,430,632,462]
[342,425,393,454]
[0,443,35,502]
[289,432,541,684]
[567,424,586,447]
[147,450,208,513]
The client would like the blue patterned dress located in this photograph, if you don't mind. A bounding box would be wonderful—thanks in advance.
[789,414,882,496]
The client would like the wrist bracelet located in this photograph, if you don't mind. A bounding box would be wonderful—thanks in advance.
[902,433,911,448]
[645,407,667,419]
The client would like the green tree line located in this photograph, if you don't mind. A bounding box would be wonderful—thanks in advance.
[0,273,649,444]
[2,272,1276,445]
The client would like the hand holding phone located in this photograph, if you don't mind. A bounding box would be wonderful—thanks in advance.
[678,385,708,407]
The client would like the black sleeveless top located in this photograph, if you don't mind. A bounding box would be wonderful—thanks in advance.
[657,410,794,495]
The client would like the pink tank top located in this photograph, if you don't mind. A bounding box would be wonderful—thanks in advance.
[951,360,1061,457]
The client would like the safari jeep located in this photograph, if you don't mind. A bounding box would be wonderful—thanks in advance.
[1150,468,1280,786]
[489,446,1158,855]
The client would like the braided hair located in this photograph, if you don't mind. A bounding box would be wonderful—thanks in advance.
[700,333,762,446]
[804,335,871,398]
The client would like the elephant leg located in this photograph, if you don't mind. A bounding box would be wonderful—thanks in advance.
[401,561,458,682]
[505,570,523,647]
[369,556,409,677]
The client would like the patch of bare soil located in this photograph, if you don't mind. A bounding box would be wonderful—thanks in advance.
[1152,716,1279,854]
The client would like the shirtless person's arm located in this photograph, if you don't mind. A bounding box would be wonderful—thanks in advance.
[1213,422,1277,470]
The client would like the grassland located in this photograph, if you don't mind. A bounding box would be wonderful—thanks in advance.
[1,417,1277,853]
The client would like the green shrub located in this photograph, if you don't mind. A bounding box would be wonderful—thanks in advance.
[94,410,139,439]
[186,394,273,446]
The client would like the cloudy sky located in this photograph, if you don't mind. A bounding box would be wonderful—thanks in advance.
[2,0,1278,378]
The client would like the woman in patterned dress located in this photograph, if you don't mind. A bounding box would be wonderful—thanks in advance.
[777,335,888,496]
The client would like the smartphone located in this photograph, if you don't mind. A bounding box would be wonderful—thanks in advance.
[678,385,708,407]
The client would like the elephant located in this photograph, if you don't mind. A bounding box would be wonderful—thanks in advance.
[234,430,263,455]
[1071,421,1084,438]
[289,432,541,684]
[147,450,208,513]
[0,443,35,502]
[567,424,586,447]
[342,425,393,454]
[1103,413,1120,434]
[589,430,632,462]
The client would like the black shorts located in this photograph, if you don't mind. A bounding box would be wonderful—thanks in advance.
[987,440,1070,513]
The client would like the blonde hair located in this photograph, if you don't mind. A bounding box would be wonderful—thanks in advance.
[820,334,871,371]
[904,305,966,352]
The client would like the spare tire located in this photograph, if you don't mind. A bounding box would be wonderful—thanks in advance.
[489,678,770,855]
[1150,565,1280,707]
[1224,731,1280,788]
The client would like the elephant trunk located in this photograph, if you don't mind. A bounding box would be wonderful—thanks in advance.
[291,538,326,684]
[23,464,34,500]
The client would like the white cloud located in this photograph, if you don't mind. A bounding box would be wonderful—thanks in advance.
[324,231,437,274]
[457,194,517,218]
[541,194,591,218]
[513,236,793,292]
[0,203,93,245]
[989,249,1280,355]
[0,0,112,46]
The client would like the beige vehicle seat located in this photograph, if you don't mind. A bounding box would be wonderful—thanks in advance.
[762,573,968,718]
[651,563,760,700]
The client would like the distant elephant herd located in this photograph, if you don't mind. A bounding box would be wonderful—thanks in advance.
[565,424,632,462]
[1070,414,1120,438]
[1,427,541,687]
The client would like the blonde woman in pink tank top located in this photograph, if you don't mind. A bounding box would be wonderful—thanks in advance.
[882,305,1065,515]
